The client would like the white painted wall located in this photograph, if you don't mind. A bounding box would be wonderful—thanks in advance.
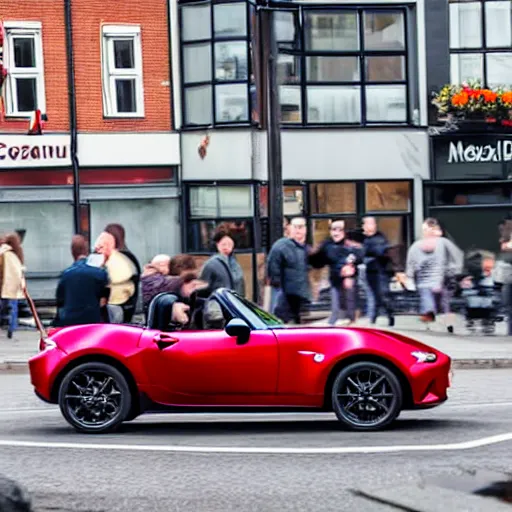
[77,133,180,167]
[181,131,253,180]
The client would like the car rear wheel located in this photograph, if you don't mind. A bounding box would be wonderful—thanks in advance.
[331,361,402,431]
[58,362,132,434]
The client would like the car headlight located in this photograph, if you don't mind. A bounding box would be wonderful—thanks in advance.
[411,351,437,363]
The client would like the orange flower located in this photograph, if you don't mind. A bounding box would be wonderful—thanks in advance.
[482,89,497,102]
[502,91,512,104]
[452,92,469,107]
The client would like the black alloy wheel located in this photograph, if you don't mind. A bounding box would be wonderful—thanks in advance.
[331,361,402,431]
[58,362,132,434]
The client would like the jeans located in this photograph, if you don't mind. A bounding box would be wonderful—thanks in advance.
[329,284,357,325]
[2,299,19,334]
[270,287,281,314]
[107,304,124,324]
[274,292,303,324]
[366,272,393,322]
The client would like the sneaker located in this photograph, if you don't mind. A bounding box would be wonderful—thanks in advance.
[388,317,395,327]
[7,330,13,339]
[447,325,454,334]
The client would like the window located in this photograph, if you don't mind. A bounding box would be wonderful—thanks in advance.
[189,185,253,218]
[277,8,410,125]
[450,0,512,86]
[3,22,46,117]
[365,181,410,212]
[180,1,250,126]
[102,25,144,117]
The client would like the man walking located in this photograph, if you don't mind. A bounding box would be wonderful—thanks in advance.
[267,216,310,324]
[362,216,394,326]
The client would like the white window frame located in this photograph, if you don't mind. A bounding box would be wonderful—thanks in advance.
[3,21,46,118]
[101,24,145,118]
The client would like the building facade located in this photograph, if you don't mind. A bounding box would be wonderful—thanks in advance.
[425,0,512,255]
[172,0,430,301]
[1,0,181,299]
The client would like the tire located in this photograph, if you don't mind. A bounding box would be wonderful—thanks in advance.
[58,362,132,434]
[331,361,403,431]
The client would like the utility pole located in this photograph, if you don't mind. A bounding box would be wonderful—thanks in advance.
[263,4,284,247]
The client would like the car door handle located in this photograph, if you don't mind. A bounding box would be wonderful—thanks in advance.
[153,333,179,350]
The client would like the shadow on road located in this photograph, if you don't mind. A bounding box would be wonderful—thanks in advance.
[23,417,486,439]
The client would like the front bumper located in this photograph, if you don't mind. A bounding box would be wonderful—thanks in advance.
[408,355,451,409]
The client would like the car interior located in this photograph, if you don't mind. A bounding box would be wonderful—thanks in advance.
[146,290,233,332]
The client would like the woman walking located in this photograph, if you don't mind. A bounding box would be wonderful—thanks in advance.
[200,226,245,296]
[0,233,26,339]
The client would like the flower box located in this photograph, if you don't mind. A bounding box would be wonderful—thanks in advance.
[432,81,512,130]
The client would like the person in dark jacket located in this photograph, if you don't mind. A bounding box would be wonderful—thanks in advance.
[200,228,245,296]
[362,216,395,326]
[310,219,363,325]
[54,235,109,327]
[267,216,310,324]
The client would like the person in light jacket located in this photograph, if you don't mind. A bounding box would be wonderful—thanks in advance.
[200,228,245,297]
[0,233,26,339]
[404,217,463,330]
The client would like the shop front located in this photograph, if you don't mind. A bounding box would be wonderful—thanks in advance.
[425,133,512,253]
[0,134,181,300]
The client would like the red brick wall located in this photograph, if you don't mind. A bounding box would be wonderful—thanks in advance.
[72,0,172,132]
[0,1,69,133]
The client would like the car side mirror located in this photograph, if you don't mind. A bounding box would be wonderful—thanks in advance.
[225,318,251,345]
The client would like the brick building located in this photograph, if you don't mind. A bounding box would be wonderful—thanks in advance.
[0,0,180,299]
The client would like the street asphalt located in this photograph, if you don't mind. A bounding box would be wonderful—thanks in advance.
[0,370,511,511]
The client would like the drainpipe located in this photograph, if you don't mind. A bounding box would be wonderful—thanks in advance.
[64,0,81,234]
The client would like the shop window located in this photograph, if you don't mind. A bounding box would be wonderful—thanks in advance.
[3,22,46,117]
[309,182,356,214]
[90,199,180,266]
[101,25,144,117]
[187,219,253,252]
[0,202,74,273]
[431,184,512,206]
[365,181,410,212]
[181,1,250,126]
[259,185,305,218]
[190,185,253,218]
[449,0,512,86]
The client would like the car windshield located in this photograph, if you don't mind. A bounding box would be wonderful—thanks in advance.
[228,293,285,329]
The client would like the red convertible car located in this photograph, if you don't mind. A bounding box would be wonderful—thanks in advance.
[28,288,451,434]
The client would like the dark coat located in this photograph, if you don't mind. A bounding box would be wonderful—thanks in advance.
[309,238,363,287]
[267,237,310,299]
[363,232,391,274]
[200,254,245,296]
[54,259,110,327]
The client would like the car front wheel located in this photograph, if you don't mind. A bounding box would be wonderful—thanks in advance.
[58,362,132,434]
[331,361,403,431]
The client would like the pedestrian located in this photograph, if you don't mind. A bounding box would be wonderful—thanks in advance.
[94,231,137,324]
[0,233,26,339]
[54,235,110,327]
[309,219,363,325]
[362,217,395,326]
[495,216,512,334]
[199,226,245,296]
[403,217,463,330]
[266,216,310,324]
[104,223,141,323]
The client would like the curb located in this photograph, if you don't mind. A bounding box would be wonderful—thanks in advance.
[1,359,512,373]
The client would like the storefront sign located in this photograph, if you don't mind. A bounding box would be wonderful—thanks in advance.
[0,134,71,168]
[447,140,512,163]
[433,134,512,181]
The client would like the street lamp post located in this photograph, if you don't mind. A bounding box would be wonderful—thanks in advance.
[263,5,284,248]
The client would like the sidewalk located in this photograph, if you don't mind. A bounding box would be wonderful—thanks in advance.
[0,314,510,372]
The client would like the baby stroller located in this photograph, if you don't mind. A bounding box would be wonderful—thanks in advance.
[460,251,503,335]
